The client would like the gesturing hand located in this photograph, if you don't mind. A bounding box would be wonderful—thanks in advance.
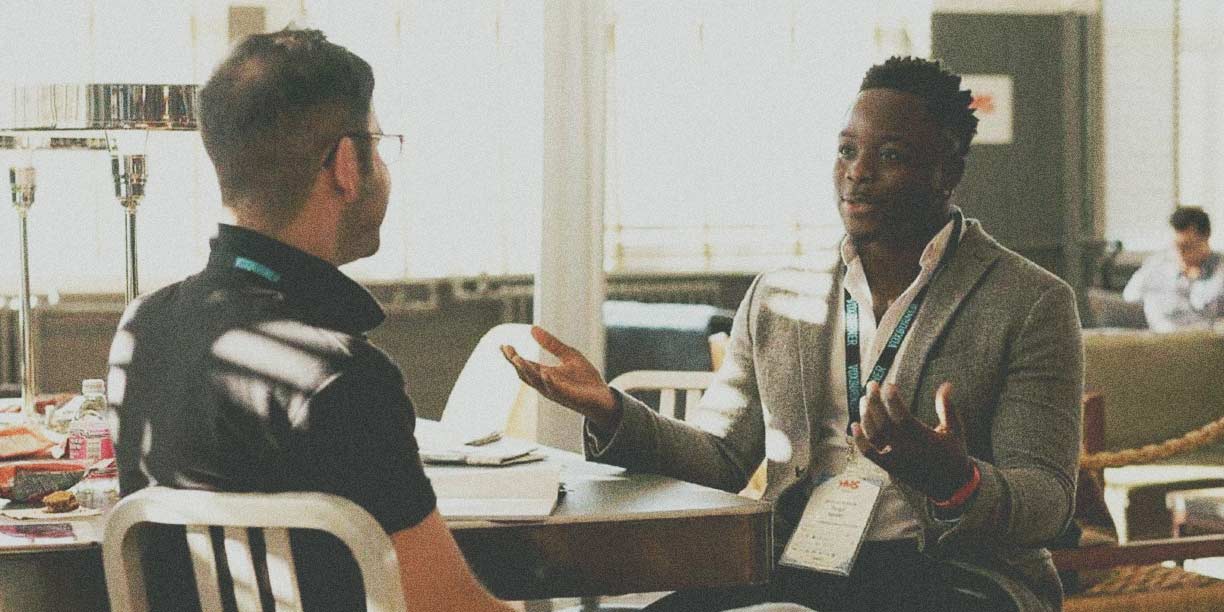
[850,381,974,501]
[500,326,620,431]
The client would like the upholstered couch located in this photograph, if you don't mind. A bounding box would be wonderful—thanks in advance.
[1082,328,1224,541]
[1084,288,1146,329]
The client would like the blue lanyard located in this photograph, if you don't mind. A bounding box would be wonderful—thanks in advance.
[843,212,962,434]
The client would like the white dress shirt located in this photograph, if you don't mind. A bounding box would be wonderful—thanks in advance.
[812,217,963,541]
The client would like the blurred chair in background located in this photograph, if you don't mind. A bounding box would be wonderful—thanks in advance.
[442,323,541,442]
[1054,395,1224,612]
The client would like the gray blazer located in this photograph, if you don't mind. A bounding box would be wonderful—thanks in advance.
[588,219,1083,611]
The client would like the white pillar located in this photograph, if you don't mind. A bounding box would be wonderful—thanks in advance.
[536,0,609,452]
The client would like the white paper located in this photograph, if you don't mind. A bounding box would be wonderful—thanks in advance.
[440,324,540,443]
[779,473,882,576]
[416,419,541,466]
[426,462,562,521]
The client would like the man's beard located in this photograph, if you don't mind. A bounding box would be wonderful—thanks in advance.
[849,194,948,250]
[337,178,382,263]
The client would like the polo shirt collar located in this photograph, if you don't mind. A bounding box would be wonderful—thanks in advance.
[207,224,386,333]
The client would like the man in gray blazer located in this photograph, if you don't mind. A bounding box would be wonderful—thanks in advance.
[504,57,1082,612]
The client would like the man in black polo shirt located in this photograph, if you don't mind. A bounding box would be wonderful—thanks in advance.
[106,29,513,612]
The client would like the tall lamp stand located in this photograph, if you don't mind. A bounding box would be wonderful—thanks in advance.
[112,154,147,303]
[9,167,37,421]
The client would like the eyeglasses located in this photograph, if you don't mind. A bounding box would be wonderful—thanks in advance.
[324,131,405,166]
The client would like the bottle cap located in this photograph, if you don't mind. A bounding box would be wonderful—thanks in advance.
[82,379,106,396]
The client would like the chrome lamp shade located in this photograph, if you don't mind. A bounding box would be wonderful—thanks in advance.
[1,83,200,421]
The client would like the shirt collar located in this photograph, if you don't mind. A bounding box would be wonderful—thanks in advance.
[206,224,386,334]
[839,211,965,273]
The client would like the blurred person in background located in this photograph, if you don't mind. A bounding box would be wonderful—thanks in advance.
[1124,206,1224,331]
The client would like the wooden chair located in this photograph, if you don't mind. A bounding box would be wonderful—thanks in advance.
[103,487,406,612]
[1054,394,1224,611]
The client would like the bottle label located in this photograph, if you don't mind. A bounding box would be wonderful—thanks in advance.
[68,429,114,461]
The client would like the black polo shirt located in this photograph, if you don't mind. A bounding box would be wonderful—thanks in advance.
[108,224,435,611]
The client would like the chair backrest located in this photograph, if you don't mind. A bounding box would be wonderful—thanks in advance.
[103,487,406,612]
[609,370,715,421]
[442,323,541,441]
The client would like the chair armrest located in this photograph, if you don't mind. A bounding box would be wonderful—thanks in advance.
[1081,393,1104,456]
[1052,533,1224,571]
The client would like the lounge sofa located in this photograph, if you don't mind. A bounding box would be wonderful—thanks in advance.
[1083,328,1224,541]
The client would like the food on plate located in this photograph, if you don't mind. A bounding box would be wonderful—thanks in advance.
[41,490,79,513]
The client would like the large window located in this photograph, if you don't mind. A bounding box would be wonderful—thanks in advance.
[607,1,931,272]
[1102,0,1224,251]
[0,0,544,293]
[0,1,931,296]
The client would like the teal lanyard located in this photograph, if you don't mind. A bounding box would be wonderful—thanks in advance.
[843,212,962,435]
[844,291,925,435]
[233,256,281,283]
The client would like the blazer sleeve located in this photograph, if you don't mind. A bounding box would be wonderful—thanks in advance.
[584,275,767,493]
[933,281,1083,547]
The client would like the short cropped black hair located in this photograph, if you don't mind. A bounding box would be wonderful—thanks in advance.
[859,56,978,158]
[1171,206,1211,236]
[200,28,375,222]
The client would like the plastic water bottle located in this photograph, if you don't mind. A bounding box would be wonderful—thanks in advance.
[67,379,114,462]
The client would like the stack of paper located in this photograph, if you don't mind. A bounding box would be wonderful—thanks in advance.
[420,444,544,467]
[415,418,544,466]
[427,462,562,521]
[415,418,561,520]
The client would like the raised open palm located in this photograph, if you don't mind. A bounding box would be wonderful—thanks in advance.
[500,326,619,430]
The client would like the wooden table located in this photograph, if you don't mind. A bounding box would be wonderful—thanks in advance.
[0,516,110,612]
[0,450,771,608]
[441,453,773,600]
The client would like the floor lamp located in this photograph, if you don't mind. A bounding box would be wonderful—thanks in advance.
[2,84,198,421]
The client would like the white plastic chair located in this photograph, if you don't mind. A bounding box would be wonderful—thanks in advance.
[608,370,715,421]
[442,323,542,441]
[103,486,407,612]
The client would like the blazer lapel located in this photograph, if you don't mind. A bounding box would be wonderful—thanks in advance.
[894,220,1001,421]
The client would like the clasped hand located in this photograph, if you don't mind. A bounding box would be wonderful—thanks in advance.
[850,380,974,502]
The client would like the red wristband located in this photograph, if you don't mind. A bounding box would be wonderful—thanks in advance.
[932,463,980,509]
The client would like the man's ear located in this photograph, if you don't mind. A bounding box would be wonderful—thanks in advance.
[328,136,362,203]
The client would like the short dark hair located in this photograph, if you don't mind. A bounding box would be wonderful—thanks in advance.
[859,56,978,158]
[1171,206,1211,236]
[200,28,375,222]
